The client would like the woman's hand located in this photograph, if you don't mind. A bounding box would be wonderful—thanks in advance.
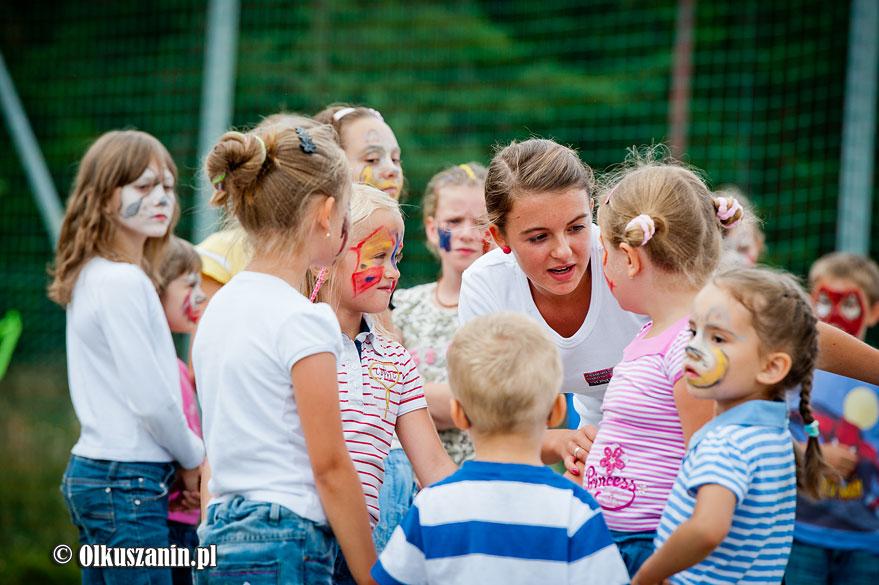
[562,425,597,475]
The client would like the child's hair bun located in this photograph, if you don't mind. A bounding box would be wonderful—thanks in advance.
[206,131,268,209]
[713,196,745,229]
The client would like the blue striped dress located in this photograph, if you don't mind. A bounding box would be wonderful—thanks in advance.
[654,400,797,584]
[372,460,630,585]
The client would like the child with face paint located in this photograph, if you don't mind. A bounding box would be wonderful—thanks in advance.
[314,104,405,200]
[586,158,744,576]
[782,252,879,584]
[194,120,380,585]
[157,236,207,585]
[306,184,456,580]
[49,130,205,585]
[633,267,823,585]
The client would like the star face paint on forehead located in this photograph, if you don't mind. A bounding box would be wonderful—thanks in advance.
[350,226,403,296]
[813,285,866,337]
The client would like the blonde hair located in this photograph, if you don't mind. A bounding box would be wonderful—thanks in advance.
[204,115,350,259]
[308,184,401,317]
[313,103,385,151]
[598,152,742,287]
[48,130,179,306]
[422,162,487,256]
[447,312,562,435]
[716,185,766,259]
[712,266,823,498]
[809,252,879,306]
[158,236,202,296]
[485,139,594,234]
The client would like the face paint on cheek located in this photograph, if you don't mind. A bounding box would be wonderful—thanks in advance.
[601,248,616,293]
[359,165,403,195]
[813,286,866,337]
[438,226,452,252]
[350,227,394,295]
[684,342,730,388]
[120,190,143,219]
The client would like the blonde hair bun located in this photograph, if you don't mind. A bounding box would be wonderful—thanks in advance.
[206,131,267,209]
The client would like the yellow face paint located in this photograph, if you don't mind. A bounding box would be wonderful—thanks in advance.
[684,343,729,388]
[359,165,403,198]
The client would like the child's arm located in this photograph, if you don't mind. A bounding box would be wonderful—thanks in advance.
[423,382,456,430]
[293,353,378,585]
[397,408,457,487]
[816,321,879,384]
[632,484,736,585]
[673,379,716,445]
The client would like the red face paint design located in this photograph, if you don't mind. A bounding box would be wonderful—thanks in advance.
[813,285,866,337]
[601,247,616,293]
[350,226,402,296]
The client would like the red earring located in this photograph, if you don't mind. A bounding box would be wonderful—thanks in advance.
[502,245,512,254]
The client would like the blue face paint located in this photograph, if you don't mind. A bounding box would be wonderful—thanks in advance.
[438,226,452,252]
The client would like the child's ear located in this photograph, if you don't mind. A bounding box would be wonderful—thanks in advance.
[619,243,643,278]
[756,351,793,386]
[316,196,337,232]
[547,394,567,428]
[425,216,439,247]
[450,398,471,431]
[489,225,506,250]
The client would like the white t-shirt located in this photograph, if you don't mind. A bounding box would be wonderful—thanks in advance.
[193,271,343,523]
[459,228,643,427]
[66,257,204,469]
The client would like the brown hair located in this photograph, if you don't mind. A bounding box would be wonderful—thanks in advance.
[204,115,350,258]
[598,153,742,287]
[157,236,202,296]
[313,103,385,151]
[447,312,562,434]
[713,266,824,498]
[485,138,594,234]
[48,130,179,306]
[809,252,879,306]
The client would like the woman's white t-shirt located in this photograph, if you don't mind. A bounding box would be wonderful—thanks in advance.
[193,271,343,523]
[66,257,204,469]
[459,228,644,426]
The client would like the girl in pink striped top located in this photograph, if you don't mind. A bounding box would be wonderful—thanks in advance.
[583,154,744,576]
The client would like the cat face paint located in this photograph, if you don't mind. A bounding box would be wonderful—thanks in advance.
[813,285,866,338]
[684,339,729,388]
[350,226,403,296]
[117,166,175,238]
[162,271,205,334]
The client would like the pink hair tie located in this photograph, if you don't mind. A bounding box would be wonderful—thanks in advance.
[716,197,744,228]
[625,214,656,246]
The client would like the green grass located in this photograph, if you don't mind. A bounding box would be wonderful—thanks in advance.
[0,363,80,584]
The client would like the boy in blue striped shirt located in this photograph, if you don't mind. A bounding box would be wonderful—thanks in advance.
[633,267,825,585]
[372,312,629,585]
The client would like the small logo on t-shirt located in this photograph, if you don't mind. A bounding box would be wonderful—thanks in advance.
[368,361,402,416]
[584,367,614,386]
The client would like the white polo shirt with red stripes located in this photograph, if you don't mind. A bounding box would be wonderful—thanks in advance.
[337,323,427,525]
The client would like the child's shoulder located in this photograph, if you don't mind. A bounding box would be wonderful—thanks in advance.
[370,332,415,363]
[83,257,151,293]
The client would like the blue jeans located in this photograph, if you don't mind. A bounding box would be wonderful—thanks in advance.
[610,529,656,578]
[373,448,417,553]
[785,539,879,584]
[61,455,176,585]
[196,496,336,585]
[168,521,199,585]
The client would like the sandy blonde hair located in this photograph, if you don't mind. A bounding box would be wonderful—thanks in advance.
[421,162,487,256]
[809,252,879,306]
[598,152,742,287]
[485,139,594,234]
[157,236,202,296]
[447,312,562,435]
[204,116,350,259]
[48,130,179,306]
[712,266,824,498]
[314,103,385,151]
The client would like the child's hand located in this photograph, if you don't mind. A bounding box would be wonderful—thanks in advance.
[822,441,858,479]
[176,467,202,510]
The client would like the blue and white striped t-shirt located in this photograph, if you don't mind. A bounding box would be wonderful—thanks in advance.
[655,400,797,585]
[372,460,629,585]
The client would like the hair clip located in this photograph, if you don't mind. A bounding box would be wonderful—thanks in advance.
[716,196,744,228]
[804,420,820,438]
[295,127,317,155]
[625,214,656,246]
[458,164,476,180]
[211,172,226,187]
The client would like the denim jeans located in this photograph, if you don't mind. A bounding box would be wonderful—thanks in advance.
[61,454,176,585]
[196,496,336,585]
[168,521,199,585]
[610,529,656,578]
[785,539,879,584]
[372,448,417,553]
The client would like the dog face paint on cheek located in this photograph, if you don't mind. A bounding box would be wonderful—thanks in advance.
[350,227,402,295]
[684,338,730,388]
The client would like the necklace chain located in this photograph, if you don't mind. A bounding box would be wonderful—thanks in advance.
[434,281,458,309]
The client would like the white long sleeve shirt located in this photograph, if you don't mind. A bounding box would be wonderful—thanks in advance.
[66,257,204,469]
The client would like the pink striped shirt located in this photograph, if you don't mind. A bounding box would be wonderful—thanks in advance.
[337,324,427,525]
[583,316,690,532]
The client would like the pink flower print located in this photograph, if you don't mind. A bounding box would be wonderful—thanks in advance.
[600,445,626,476]
[424,348,437,365]
[410,349,421,367]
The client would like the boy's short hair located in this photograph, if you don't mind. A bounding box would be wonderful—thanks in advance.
[447,312,562,434]
[809,252,879,305]
[158,236,202,295]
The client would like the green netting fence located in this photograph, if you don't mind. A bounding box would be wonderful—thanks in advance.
[1,0,876,367]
